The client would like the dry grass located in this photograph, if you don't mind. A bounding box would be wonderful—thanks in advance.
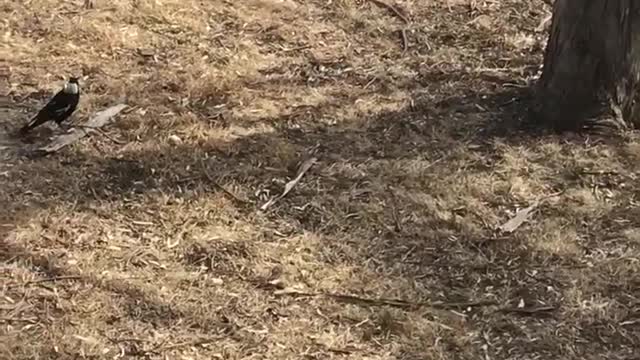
[1,0,639,359]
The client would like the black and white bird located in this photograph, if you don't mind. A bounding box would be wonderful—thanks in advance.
[19,76,81,134]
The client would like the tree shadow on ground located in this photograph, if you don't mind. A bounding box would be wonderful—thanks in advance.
[2,80,639,359]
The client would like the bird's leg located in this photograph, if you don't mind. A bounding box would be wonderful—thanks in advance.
[57,122,72,132]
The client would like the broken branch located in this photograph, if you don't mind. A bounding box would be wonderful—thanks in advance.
[38,103,127,154]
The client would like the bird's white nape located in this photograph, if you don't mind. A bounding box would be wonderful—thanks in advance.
[63,82,79,94]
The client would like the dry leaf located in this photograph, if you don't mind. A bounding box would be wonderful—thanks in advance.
[498,201,539,233]
[260,157,317,211]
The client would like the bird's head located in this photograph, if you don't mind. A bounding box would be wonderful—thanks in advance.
[64,77,80,94]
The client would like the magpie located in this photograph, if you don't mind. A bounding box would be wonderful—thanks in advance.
[19,76,81,134]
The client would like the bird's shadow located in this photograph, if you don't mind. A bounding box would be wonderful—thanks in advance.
[0,106,67,158]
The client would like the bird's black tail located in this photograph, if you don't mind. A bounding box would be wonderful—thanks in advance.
[18,114,42,135]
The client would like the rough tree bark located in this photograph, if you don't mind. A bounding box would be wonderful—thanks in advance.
[536,1,640,131]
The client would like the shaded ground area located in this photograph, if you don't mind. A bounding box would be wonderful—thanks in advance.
[1,0,639,359]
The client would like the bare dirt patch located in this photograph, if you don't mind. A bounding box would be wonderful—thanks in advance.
[1,1,639,359]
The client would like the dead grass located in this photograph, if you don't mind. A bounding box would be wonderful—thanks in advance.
[1,0,639,359]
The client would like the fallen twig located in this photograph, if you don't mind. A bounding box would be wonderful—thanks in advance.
[200,160,253,205]
[260,157,317,211]
[13,275,83,288]
[38,103,127,154]
[278,44,312,53]
[368,0,409,23]
[579,169,619,176]
[72,125,126,144]
[367,0,411,51]
[420,131,479,171]
[105,336,151,344]
[0,317,38,324]
[387,185,403,232]
[274,287,498,311]
[104,336,223,356]
[154,337,223,352]
[326,347,356,355]
[499,306,556,315]
[400,28,409,52]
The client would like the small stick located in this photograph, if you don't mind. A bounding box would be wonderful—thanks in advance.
[27,275,82,284]
[275,288,498,310]
[156,338,218,352]
[13,275,83,288]
[72,124,126,144]
[400,28,409,52]
[368,0,410,24]
[387,185,402,232]
[499,306,556,315]
[0,317,38,323]
[279,44,312,52]
[200,160,253,204]
[367,0,411,51]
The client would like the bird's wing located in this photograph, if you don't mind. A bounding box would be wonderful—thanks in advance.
[42,91,72,115]
[52,103,72,116]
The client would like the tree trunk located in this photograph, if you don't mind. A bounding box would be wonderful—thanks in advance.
[536,1,640,131]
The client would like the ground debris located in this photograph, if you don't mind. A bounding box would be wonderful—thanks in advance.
[38,103,127,154]
[498,192,562,233]
[367,0,411,51]
[260,156,317,211]
[1,0,637,359]
[498,200,539,233]
[274,287,498,311]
